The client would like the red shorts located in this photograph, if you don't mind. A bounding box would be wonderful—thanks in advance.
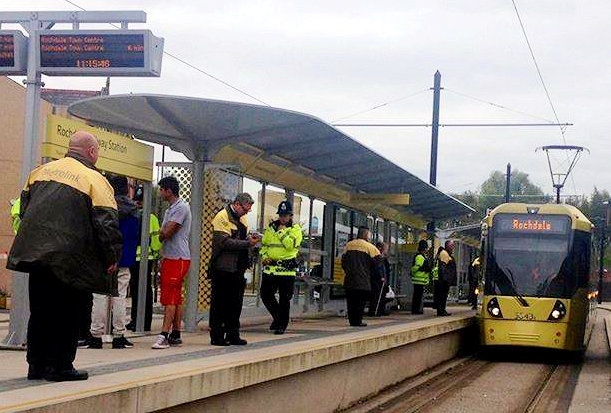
[160,258,190,305]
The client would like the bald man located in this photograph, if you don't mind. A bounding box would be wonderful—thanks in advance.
[8,131,122,382]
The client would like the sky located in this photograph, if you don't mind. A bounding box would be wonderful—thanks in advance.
[2,0,610,199]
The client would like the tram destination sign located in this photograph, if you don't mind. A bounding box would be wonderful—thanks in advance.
[37,29,164,76]
[494,214,570,235]
[0,30,27,75]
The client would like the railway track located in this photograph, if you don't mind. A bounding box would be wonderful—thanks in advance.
[342,354,582,413]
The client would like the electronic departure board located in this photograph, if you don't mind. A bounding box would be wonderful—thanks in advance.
[493,214,570,236]
[37,29,164,76]
[0,30,28,75]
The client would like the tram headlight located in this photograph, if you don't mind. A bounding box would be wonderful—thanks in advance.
[486,297,503,318]
[547,300,567,321]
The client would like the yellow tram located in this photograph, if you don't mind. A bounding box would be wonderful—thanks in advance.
[478,203,598,353]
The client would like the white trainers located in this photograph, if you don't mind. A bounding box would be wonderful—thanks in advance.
[151,334,170,349]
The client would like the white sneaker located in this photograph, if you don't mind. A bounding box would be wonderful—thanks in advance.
[151,334,170,349]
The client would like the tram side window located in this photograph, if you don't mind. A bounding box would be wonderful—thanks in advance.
[572,231,591,288]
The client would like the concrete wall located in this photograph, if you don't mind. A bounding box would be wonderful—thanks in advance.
[0,77,50,293]
[162,327,475,413]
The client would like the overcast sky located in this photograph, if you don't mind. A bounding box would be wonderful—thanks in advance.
[3,0,610,198]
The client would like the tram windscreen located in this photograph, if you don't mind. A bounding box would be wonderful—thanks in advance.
[486,214,573,297]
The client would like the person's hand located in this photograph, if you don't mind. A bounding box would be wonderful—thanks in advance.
[248,234,260,247]
[107,263,118,274]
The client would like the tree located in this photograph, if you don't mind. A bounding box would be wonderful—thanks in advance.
[453,169,549,220]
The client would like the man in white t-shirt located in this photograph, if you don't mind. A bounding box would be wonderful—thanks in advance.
[152,176,192,349]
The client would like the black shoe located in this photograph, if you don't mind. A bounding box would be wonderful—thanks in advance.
[86,337,103,349]
[125,322,136,332]
[273,328,285,335]
[112,336,134,349]
[77,339,89,349]
[45,368,89,382]
[210,339,230,346]
[227,337,248,345]
[437,311,452,316]
[350,322,367,327]
[27,365,45,380]
[168,336,183,346]
[269,320,279,331]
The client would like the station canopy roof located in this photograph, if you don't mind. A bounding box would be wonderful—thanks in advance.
[69,94,474,228]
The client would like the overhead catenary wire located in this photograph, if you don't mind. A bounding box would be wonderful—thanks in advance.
[63,0,271,106]
[443,88,556,123]
[511,0,581,196]
[331,89,430,123]
[511,0,566,141]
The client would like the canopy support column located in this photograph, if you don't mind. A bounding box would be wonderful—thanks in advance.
[184,160,204,332]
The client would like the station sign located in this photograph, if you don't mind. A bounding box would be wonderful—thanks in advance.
[0,30,27,75]
[36,29,164,76]
[351,193,410,205]
[43,114,155,181]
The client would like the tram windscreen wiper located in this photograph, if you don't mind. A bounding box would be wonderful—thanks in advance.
[504,267,529,307]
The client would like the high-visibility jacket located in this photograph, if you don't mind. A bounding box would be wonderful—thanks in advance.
[260,220,302,276]
[411,253,431,285]
[431,261,439,281]
[10,198,20,234]
[136,213,161,261]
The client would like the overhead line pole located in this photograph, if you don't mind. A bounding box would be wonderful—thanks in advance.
[430,71,441,187]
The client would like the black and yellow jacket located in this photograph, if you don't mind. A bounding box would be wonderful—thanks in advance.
[7,153,123,295]
[209,205,251,275]
[341,238,383,291]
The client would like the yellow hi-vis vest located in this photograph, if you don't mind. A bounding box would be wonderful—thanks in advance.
[10,198,20,234]
[136,213,161,261]
[260,222,303,276]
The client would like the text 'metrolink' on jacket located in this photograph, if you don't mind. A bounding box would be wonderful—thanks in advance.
[7,152,123,295]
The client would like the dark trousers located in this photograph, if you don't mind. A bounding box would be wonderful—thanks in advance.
[468,277,477,308]
[209,270,246,341]
[260,274,295,330]
[411,284,424,314]
[28,267,89,371]
[77,293,93,341]
[436,280,450,315]
[345,288,369,326]
[129,260,154,331]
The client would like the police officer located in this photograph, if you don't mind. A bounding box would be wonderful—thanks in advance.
[260,201,303,335]
[410,239,431,314]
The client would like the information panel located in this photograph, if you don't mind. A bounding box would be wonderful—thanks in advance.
[37,29,163,76]
[493,214,570,236]
[0,30,27,75]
